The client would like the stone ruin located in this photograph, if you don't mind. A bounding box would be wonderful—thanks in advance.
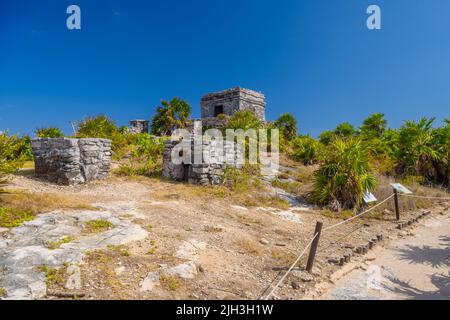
[31,138,111,185]
[162,135,243,186]
[129,119,149,134]
[201,87,266,121]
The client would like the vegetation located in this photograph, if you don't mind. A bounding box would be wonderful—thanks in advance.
[312,138,377,211]
[226,110,261,131]
[47,236,75,250]
[0,132,28,174]
[83,220,115,233]
[274,113,297,141]
[151,98,191,136]
[35,127,64,138]
[290,135,321,165]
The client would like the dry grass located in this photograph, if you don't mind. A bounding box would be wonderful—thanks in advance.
[0,191,95,228]
[235,238,263,256]
[159,273,181,291]
[38,264,68,288]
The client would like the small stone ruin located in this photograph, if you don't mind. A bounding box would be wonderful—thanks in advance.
[31,138,111,185]
[129,120,149,134]
[162,136,243,185]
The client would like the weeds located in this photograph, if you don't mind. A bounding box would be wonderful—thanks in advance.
[83,220,114,233]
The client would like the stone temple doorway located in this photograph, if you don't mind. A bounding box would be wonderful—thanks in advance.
[213,105,224,117]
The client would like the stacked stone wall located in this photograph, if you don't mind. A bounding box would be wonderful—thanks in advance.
[31,138,111,185]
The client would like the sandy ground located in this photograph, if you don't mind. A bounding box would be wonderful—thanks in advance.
[1,173,449,300]
[321,214,450,300]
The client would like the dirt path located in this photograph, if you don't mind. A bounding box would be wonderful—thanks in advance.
[321,214,450,300]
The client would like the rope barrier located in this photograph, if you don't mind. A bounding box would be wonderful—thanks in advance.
[262,233,319,300]
[259,190,449,300]
[322,194,395,232]
[399,194,450,201]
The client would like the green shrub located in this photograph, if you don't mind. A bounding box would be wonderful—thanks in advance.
[291,136,321,165]
[312,138,377,211]
[35,127,64,138]
[227,111,261,131]
[274,113,297,141]
[0,132,27,173]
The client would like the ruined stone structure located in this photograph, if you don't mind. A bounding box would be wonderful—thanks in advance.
[201,87,266,121]
[129,120,149,134]
[162,135,242,185]
[32,138,111,185]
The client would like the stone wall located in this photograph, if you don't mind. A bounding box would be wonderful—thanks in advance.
[200,87,266,121]
[32,138,111,185]
[162,136,242,185]
[129,120,149,134]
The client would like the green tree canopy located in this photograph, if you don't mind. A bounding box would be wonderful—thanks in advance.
[360,113,387,139]
[35,127,64,138]
[274,113,297,141]
[151,98,192,136]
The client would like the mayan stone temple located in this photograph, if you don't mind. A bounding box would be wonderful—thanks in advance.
[162,87,264,185]
[201,87,266,121]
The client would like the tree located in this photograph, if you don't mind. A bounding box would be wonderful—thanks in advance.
[151,98,191,136]
[360,113,387,139]
[274,113,297,141]
[312,138,377,211]
[397,117,439,177]
[35,127,64,138]
[334,122,356,138]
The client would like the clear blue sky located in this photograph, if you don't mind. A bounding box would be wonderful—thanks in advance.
[1,0,449,137]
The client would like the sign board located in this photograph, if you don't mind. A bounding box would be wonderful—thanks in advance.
[363,191,377,203]
[390,183,413,194]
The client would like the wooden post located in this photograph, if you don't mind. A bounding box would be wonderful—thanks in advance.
[306,221,323,273]
[393,189,400,221]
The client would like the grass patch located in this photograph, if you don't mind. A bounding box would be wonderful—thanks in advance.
[0,287,6,298]
[0,207,35,228]
[107,245,130,257]
[204,225,223,233]
[83,220,114,233]
[235,238,263,256]
[38,265,67,287]
[47,236,75,250]
[0,191,95,228]
[160,273,180,291]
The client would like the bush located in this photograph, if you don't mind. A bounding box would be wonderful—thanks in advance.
[291,136,321,165]
[312,138,377,211]
[76,115,120,139]
[274,113,297,141]
[35,127,64,138]
[115,134,166,176]
[227,111,261,131]
[0,132,27,174]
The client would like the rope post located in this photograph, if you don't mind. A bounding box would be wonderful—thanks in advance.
[393,189,400,221]
[306,221,323,273]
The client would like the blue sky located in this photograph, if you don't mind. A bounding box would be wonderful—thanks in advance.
[1,0,449,137]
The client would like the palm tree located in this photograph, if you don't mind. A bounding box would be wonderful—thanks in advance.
[151,98,191,136]
[312,138,377,211]
[360,113,387,138]
[397,117,439,176]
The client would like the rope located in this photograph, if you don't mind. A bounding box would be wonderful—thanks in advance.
[322,194,395,232]
[262,233,318,300]
[399,194,450,201]
[259,191,448,300]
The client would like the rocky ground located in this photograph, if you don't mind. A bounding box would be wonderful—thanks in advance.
[0,170,449,300]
